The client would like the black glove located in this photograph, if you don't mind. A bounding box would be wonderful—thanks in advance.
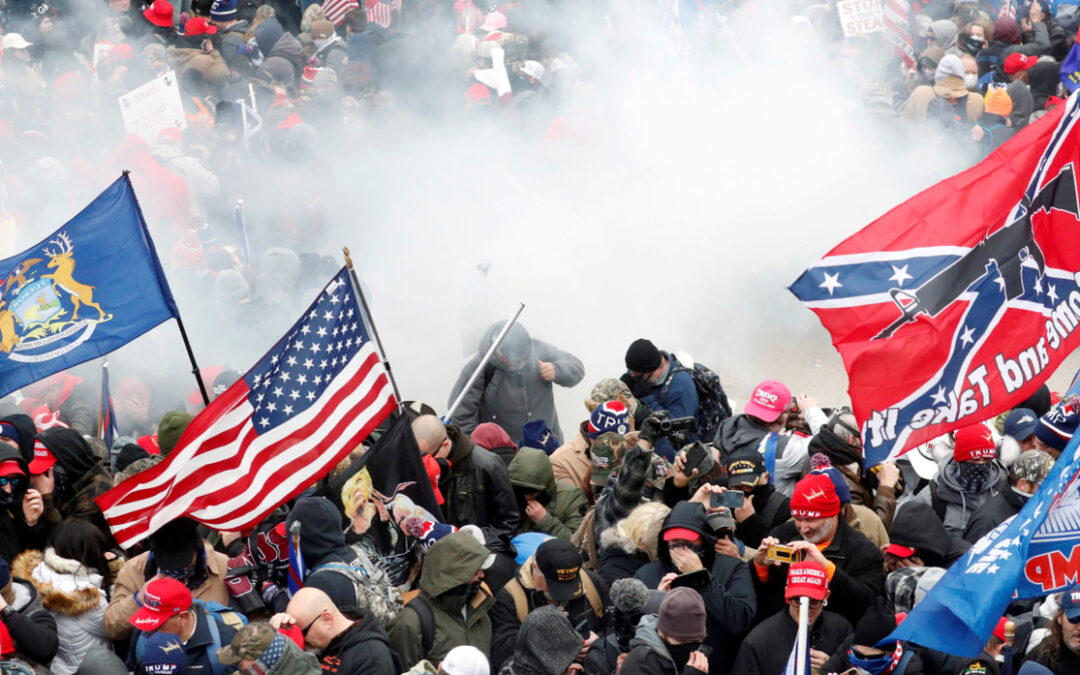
[639,411,669,444]
[625,374,653,399]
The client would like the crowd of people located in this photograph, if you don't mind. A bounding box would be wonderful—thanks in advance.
[3,0,1080,674]
[1,326,1080,675]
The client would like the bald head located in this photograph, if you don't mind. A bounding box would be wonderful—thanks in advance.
[286,587,336,625]
[412,415,448,454]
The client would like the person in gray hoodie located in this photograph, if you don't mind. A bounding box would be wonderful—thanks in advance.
[910,423,1007,536]
[621,587,710,675]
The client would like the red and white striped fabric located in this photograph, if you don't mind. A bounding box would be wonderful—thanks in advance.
[366,0,401,30]
[999,0,1017,20]
[96,269,397,549]
[322,0,361,26]
[883,0,916,68]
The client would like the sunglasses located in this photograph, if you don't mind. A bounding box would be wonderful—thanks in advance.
[302,610,328,637]
[0,476,25,487]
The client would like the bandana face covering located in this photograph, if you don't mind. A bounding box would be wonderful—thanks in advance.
[955,461,994,493]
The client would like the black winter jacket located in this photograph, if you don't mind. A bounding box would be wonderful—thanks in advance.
[0,444,51,565]
[891,502,970,568]
[489,564,609,672]
[317,608,399,675]
[757,518,884,626]
[3,578,59,666]
[440,425,520,553]
[634,502,756,673]
[731,608,852,675]
[619,615,706,675]
[963,487,1027,544]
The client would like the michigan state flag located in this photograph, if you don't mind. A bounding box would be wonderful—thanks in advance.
[0,173,178,397]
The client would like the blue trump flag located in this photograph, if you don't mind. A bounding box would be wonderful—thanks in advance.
[1062,41,1080,94]
[0,173,178,398]
[889,374,1080,656]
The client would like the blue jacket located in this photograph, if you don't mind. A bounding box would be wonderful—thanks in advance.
[127,605,238,675]
[639,354,699,459]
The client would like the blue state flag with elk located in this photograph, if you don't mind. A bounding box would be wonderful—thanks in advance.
[0,173,178,397]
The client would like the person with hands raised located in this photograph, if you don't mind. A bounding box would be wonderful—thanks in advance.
[751,474,884,627]
[635,500,755,672]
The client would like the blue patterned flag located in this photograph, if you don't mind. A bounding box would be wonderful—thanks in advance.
[0,174,178,397]
[889,369,1080,656]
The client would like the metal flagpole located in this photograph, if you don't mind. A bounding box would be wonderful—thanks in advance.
[343,247,403,411]
[176,315,210,405]
[444,302,525,423]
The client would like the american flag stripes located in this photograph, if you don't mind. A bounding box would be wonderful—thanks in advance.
[97,268,397,548]
[999,0,1017,20]
[322,0,361,26]
[882,0,915,68]
[366,0,401,30]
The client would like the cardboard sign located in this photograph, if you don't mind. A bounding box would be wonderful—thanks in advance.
[118,70,186,143]
[837,0,885,38]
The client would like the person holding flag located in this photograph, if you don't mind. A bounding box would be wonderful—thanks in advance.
[732,561,852,675]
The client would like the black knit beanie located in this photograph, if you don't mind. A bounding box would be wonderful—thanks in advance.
[625,339,662,372]
[854,603,898,647]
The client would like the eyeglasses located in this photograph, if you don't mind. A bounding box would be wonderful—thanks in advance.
[301,610,328,638]
[0,476,24,487]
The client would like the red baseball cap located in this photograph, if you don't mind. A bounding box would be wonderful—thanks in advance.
[130,578,192,632]
[744,380,791,423]
[1004,53,1037,75]
[954,424,997,462]
[663,527,703,543]
[184,16,218,36]
[884,543,917,558]
[785,562,829,601]
[0,460,24,478]
[27,439,56,475]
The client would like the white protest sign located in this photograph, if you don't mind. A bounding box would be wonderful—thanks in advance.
[837,0,885,38]
[118,70,187,143]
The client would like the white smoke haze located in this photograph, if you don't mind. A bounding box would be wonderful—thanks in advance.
[9,1,1080,432]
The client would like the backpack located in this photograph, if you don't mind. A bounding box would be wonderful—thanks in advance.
[571,505,598,570]
[502,574,603,623]
[309,560,404,629]
[662,356,733,442]
[132,601,247,675]
[926,94,970,137]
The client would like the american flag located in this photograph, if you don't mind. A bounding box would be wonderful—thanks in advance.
[882,0,916,68]
[366,0,401,30]
[96,268,398,549]
[322,0,361,26]
[999,0,1017,20]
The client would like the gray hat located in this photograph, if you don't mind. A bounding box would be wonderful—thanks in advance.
[511,605,582,675]
[1012,450,1054,485]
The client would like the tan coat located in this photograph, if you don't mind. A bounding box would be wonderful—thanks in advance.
[901,80,984,122]
[103,541,230,640]
[846,503,890,550]
[550,428,591,499]
[166,47,229,85]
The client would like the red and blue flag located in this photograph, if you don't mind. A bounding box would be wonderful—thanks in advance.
[790,94,1080,467]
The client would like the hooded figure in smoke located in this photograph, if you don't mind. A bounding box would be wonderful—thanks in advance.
[447,321,585,442]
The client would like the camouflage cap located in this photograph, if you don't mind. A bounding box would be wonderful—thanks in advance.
[589,432,628,487]
[217,622,276,665]
[1012,449,1054,485]
[585,378,639,421]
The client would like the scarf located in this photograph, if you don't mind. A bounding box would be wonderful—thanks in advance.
[848,642,904,674]
[954,461,994,493]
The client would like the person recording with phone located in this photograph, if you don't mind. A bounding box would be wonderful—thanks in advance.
[633,485,756,673]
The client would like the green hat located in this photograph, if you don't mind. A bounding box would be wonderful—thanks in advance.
[589,432,628,487]
[217,622,276,665]
[157,411,194,456]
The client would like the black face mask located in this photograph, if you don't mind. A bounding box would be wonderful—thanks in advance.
[962,34,985,55]
[664,640,702,671]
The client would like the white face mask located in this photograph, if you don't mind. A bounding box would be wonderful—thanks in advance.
[964,73,978,90]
